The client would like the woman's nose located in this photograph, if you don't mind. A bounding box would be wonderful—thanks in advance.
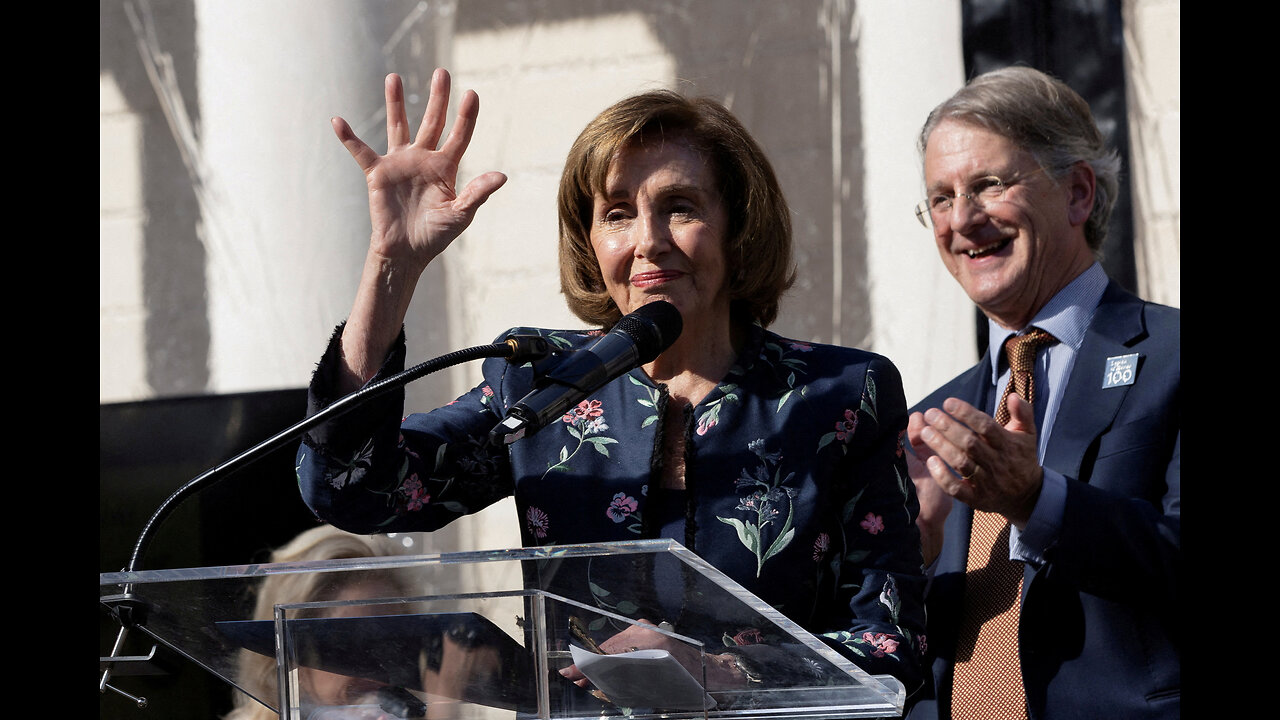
[633,212,672,258]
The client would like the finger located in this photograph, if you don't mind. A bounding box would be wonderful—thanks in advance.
[906,412,936,458]
[384,74,411,148]
[919,407,975,453]
[905,446,931,481]
[415,67,450,149]
[1003,392,1038,434]
[939,397,998,435]
[925,454,970,498]
[910,449,960,505]
[438,88,480,162]
[918,420,975,483]
[331,116,380,171]
[921,406,996,481]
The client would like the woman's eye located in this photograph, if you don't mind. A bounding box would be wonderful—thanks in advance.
[668,199,700,217]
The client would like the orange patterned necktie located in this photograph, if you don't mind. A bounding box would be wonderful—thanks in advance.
[993,328,1056,425]
[951,328,1056,720]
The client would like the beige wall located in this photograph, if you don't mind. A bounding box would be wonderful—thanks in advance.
[1124,0,1180,308]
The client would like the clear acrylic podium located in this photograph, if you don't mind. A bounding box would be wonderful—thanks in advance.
[100,539,905,719]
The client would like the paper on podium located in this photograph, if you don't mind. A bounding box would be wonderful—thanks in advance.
[569,644,716,711]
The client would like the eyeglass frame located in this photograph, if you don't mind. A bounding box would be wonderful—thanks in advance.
[913,166,1051,229]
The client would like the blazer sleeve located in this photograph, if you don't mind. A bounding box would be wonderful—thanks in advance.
[821,356,928,692]
[296,323,515,534]
[1045,423,1179,606]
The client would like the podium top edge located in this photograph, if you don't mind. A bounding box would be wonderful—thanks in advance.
[101,538,691,586]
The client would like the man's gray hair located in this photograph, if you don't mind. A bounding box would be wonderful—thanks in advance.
[918,66,1121,253]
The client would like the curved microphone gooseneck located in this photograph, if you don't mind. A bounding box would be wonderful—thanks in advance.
[123,335,552,575]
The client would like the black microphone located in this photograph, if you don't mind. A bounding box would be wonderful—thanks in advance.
[490,300,682,445]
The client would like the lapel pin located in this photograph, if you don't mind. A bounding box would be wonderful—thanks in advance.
[1102,353,1140,389]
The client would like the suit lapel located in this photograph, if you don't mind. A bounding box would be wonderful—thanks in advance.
[1041,282,1148,481]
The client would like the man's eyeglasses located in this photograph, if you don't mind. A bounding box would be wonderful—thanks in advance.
[914,167,1049,228]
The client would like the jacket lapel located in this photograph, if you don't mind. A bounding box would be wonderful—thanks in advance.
[1041,282,1148,481]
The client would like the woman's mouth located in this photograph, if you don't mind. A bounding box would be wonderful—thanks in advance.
[631,270,684,287]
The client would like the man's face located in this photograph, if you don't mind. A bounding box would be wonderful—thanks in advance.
[922,119,1095,330]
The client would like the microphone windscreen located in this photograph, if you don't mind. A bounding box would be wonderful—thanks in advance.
[614,301,682,365]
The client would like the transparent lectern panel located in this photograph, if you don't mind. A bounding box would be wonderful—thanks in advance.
[274,593,531,720]
[275,591,714,720]
[101,540,904,719]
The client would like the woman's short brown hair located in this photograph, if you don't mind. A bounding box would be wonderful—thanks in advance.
[558,90,795,329]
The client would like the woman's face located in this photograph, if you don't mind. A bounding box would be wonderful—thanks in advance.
[301,580,404,712]
[589,137,731,329]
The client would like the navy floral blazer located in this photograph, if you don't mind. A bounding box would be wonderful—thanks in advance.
[297,322,927,690]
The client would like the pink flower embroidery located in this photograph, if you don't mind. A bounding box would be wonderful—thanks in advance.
[482,385,494,397]
[788,341,813,352]
[405,488,429,511]
[562,399,604,424]
[835,409,858,442]
[399,475,429,511]
[730,628,764,646]
[813,532,830,561]
[862,632,899,657]
[526,506,550,539]
[860,512,884,535]
[606,492,638,523]
[696,414,717,436]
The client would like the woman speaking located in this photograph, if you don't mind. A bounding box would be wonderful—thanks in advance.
[297,68,925,694]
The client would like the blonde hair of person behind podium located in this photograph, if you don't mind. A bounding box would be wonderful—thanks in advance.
[223,525,413,720]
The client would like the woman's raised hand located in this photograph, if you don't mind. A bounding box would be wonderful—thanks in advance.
[331,68,507,272]
[331,68,507,391]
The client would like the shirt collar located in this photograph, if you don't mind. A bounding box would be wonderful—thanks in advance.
[987,262,1108,382]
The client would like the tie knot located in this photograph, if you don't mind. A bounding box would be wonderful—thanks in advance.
[1004,328,1056,374]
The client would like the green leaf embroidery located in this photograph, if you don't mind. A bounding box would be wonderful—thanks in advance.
[718,516,761,554]
[861,373,879,422]
[777,389,794,412]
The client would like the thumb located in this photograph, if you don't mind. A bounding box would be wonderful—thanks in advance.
[456,171,508,213]
[1004,392,1037,435]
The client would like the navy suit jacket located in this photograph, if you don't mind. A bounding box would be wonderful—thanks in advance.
[908,281,1179,719]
